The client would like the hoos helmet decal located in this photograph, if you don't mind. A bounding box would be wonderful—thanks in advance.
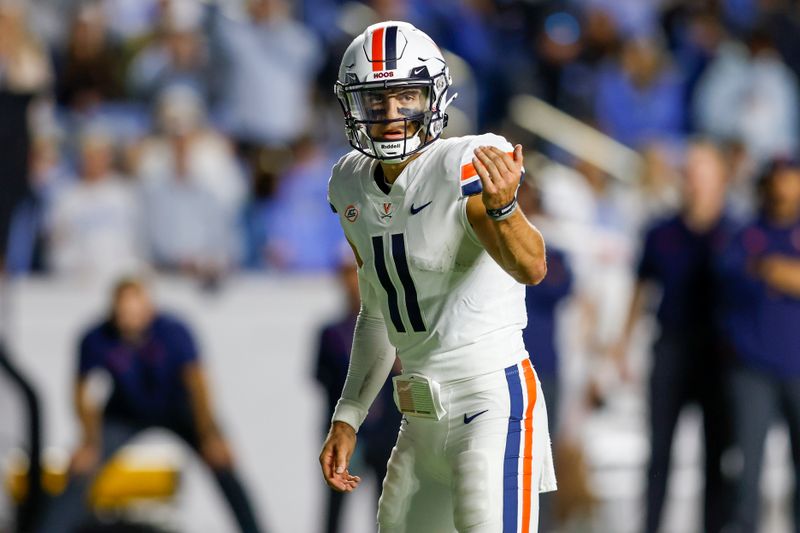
[335,21,457,163]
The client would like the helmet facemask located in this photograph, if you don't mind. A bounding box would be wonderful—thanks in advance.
[336,71,451,163]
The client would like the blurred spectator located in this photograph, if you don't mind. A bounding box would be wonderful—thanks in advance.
[613,140,736,533]
[35,277,265,533]
[0,0,52,94]
[127,3,212,103]
[595,36,685,148]
[314,256,401,533]
[633,142,681,222]
[519,180,573,533]
[103,0,160,42]
[140,137,234,280]
[208,0,323,148]
[718,158,800,533]
[761,0,800,82]
[136,85,245,215]
[0,0,51,268]
[661,4,727,132]
[134,85,245,278]
[55,1,124,112]
[519,180,574,436]
[693,28,799,162]
[247,136,347,271]
[578,0,661,39]
[538,7,621,121]
[3,133,69,274]
[45,127,145,280]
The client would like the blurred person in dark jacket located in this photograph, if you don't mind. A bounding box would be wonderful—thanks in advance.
[719,158,800,533]
[518,180,573,533]
[314,256,402,533]
[0,0,51,270]
[36,277,265,533]
[518,180,573,437]
[55,1,123,112]
[613,140,736,533]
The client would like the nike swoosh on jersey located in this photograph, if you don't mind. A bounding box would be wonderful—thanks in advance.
[463,410,489,424]
[409,201,433,215]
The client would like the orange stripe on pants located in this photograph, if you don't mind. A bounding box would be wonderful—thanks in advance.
[521,358,537,533]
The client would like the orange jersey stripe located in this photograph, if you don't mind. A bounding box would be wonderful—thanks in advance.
[521,358,537,533]
[459,151,514,181]
[372,27,384,72]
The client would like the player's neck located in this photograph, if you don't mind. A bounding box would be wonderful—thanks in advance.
[380,152,422,184]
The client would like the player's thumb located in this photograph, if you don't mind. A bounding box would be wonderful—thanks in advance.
[513,144,523,164]
[335,445,348,475]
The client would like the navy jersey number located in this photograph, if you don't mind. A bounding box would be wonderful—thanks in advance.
[371,234,426,333]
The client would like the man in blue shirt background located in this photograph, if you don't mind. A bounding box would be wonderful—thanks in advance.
[614,140,736,533]
[718,158,800,533]
[36,277,264,533]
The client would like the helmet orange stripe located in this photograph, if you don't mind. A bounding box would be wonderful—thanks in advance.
[372,27,385,72]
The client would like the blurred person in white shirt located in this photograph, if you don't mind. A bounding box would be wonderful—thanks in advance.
[46,128,145,280]
[127,2,213,104]
[134,84,246,224]
[207,0,323,147]
[694,27,799,163]
[134,87,241,280]
[141,135,232,282]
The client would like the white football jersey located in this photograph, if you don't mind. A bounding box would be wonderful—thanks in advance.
[328,133,528,382]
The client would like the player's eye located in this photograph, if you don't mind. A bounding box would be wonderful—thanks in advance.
[366,94,386,106]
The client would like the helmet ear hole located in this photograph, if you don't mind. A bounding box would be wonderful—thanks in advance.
[443,113,449,128]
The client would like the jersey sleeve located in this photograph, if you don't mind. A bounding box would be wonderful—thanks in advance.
[327,158,344,214]
[456,133,517,198]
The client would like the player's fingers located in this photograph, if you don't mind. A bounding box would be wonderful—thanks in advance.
[320,449,338,485]
[334,445,348,475]
[513,144,524,168]
[475,147,503,180]
[484,146,516,176]
[472,157,497,195]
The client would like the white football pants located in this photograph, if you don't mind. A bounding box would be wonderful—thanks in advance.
[377,358,556,533]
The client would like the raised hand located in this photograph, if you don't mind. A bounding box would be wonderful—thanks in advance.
[472,144,524,213]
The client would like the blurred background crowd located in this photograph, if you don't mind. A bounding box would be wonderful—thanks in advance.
[1,0,796,282]
[1,0,800,532]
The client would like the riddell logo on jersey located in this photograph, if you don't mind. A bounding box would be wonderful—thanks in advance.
[344,204,359,222]
[374,71,394,79]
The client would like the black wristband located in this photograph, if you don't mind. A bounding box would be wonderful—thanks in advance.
[486,198,518,221]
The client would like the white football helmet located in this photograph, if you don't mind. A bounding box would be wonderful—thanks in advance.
[335,21,456,163]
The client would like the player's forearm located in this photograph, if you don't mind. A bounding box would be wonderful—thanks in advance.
[332,311,396,432]
[491,211,547,285]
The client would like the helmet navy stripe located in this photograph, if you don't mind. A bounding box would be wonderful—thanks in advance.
[385,25,398,70]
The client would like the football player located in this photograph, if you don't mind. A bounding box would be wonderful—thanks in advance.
[319,21,555,533]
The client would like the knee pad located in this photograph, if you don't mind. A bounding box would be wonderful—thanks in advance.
[452,449,498,531]
[378,443,418,528]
